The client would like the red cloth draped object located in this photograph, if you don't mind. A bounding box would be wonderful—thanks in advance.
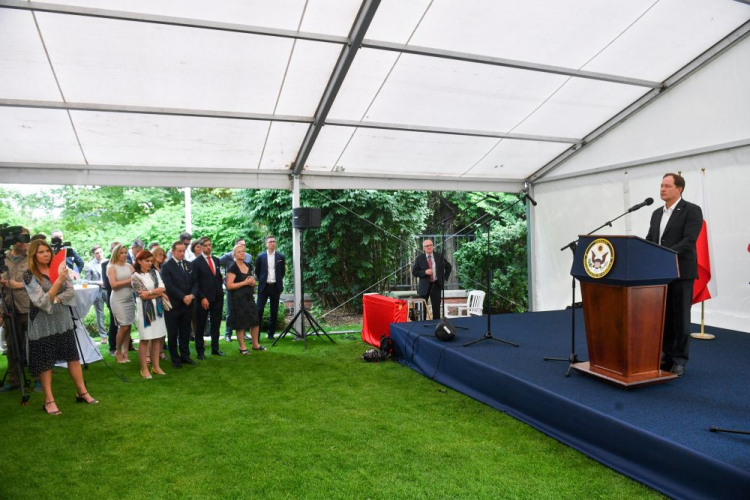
[362,294,408,347]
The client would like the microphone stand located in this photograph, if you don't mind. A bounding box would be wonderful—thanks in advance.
[544,205,646,376]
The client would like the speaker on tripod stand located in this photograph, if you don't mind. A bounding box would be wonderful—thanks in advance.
[272,207,334,349]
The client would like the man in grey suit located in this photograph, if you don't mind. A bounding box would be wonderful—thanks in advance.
[645,173,703,377]
[83,245,108,343]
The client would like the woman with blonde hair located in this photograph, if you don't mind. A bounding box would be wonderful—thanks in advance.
[24,239,99,414]
[107,244,135,363]
[225,244,264,354]
[131,250,168,379]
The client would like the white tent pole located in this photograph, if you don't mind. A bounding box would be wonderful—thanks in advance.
[185,187,192,233]
[292,176,302,334]
[526,182,535,312]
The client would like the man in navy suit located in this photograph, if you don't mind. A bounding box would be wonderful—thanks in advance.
[255,235,286,340]
[412,239,452,321]
[161,241,199,367]
[645,173,703,377]
[192,237,225,358]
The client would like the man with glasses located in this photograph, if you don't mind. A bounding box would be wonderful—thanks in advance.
[412,239,452,321]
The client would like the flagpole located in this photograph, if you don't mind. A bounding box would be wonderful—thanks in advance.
[691,301,715,340]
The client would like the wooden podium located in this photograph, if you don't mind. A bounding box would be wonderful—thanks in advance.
[571,235,680,388]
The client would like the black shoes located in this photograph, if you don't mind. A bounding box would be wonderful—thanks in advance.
[670,364,685,377]
[660,361,672,371]
[197,353,205,360]
[171,361,183,369]
[182,358,198,365]
[211,350,226,357]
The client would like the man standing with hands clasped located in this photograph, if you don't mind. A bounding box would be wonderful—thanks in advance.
[193,237,225,358]
[412,239,452,321]
[645,173,703,377]
[160,241,199,368]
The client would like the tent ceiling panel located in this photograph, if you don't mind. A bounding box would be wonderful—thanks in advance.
[0,10,61,101]
[510,79,650,139]
[362,0,430,44]
[580,0,750,81]
[368,0,659,74]
[541,34,750,181]
[308,126,503,176]
[273,40,343,117]
[0,107,84,163]
[38,0,362,36]
[464,140,572,179]
[35,12,332,115]
[258,121,310,170]
[303,125,355,171]
[70,111,281,169]
[332,50,575,134]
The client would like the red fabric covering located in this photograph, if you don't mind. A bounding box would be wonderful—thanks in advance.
[362,294,408,347]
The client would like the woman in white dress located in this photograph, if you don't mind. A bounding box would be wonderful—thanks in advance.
[131,250,169,379]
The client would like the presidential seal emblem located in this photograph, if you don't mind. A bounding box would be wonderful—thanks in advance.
[584,238,615,278]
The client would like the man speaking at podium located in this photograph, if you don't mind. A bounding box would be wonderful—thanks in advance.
[645,173,703,377]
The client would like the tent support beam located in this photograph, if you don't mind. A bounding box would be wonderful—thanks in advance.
[528,19,750,184]
[292,176,302,335]
[0,99,579,144]
[0,0,347,44]
[361,40,661,89]
[533,139,750,184]
[292,0,381,176]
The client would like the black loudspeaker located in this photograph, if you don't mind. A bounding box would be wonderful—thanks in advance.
[292,207,321,229]
[435,319,457,342]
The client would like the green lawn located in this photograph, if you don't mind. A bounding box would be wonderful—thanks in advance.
[0,334,662,499]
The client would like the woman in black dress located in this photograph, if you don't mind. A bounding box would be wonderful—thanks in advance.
[225,244,264,354]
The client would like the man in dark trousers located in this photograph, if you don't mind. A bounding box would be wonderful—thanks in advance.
[101,241,121,356]
[160,241,199,367]
[645,173,703,377]
[255,235,285,340]
[412,239,452,321]
[192,237,225,358]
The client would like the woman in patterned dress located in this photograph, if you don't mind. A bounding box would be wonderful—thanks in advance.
[24,240,98,415]
[131,250,169,379]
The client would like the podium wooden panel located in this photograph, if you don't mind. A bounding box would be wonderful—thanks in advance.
[571,235,679,388]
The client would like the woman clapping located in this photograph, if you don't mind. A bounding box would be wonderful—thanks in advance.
[24,240,98,414]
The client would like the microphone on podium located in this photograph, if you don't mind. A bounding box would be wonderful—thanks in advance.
[627,197,654,213]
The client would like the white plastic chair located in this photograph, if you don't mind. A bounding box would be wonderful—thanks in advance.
[444,290,486,318]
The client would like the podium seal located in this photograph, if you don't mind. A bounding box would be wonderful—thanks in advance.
[584,238,615,278]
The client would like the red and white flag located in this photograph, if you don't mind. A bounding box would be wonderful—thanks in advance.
[692,172,717,304]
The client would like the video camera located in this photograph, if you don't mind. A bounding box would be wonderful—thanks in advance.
[0,225,31,270]
[50,235,75,259]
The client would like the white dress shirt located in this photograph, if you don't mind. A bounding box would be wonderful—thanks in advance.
[658,197,681,244]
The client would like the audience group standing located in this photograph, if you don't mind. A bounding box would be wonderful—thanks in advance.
[1,229,286,414]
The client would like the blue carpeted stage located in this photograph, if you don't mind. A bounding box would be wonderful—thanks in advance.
[390,310,750,500]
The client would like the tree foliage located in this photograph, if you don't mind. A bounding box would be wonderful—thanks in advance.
[242,189,429,311]
[453,193,528,313]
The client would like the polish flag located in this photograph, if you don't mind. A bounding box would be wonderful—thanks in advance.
[692,173,717,304]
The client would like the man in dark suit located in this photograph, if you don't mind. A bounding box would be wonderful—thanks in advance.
[412,239,452,321]
[161,241,199,367]
[255,235,286,340]
[101,241,121,356]
[192,237,225,358]
[645,173,703,377]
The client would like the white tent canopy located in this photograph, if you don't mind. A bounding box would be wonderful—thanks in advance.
[2,0,749,331]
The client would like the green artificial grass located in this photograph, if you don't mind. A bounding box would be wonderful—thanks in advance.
[0,335,662,499]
